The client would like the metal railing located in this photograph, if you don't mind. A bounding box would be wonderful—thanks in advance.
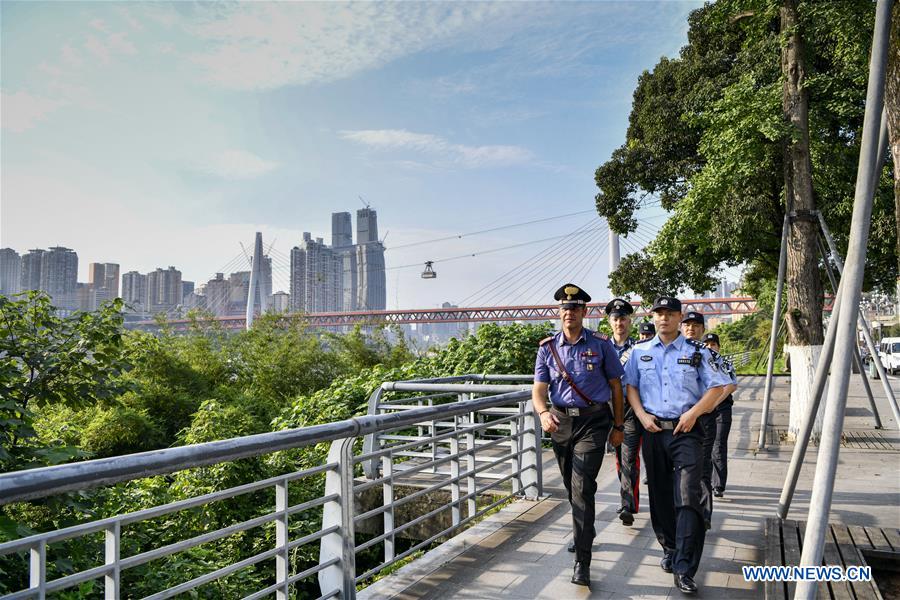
[0,376,540,600]
[726,350,753,369]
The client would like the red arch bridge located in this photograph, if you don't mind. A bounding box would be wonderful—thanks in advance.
[130,297,762,332]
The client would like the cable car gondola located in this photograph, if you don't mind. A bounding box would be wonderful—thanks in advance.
[421,261,437,279]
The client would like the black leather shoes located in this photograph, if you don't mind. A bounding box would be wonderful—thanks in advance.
[618,508,634,526]
[674,573,698,594]
[567,539,576,553]
[713,487,724,497]
[660,553,673,573]
[572,561,590,586]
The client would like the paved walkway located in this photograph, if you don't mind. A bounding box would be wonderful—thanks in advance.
[362,374,900,599]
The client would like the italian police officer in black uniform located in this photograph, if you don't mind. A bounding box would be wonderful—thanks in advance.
[623,297,729,594]
[604,298,642,526]
[533,284,626,588]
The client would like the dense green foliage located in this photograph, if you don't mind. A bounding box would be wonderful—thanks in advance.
[0,293,552,598]
[595,0,897,300]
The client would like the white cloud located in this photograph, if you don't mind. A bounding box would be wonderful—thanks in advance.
[61,44,84,68]
[84,35,111,64]
[193,149,281,180]
[186,2,518,91]
[0,91,66,133]
[339,129,534,169]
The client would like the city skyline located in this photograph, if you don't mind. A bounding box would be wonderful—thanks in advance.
[0,2,728,307]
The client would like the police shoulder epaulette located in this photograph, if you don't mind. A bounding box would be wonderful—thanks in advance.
[686,339,704,348]
[539,336,554,346]
[593,332,609,341]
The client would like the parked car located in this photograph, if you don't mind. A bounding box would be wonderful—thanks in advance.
[876,337,900,376]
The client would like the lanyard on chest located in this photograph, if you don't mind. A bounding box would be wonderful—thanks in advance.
[547,342,599,406]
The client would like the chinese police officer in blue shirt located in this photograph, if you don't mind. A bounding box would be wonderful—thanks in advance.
[623,297,730,594]
[533,284,625,588]
[681,312,738,529]
[701,332,739,498]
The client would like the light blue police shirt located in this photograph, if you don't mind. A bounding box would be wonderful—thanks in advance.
[623,333,730,419]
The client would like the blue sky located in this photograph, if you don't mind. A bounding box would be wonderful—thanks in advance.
[1,1,715,308]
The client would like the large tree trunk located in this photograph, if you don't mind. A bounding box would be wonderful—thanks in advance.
[781,0,825,439]
[887,3,900,302]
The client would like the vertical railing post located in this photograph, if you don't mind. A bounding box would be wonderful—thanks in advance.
[319,437,357,600]
[509,409,521,495]
[519,400,541,498]
[275,479,289,600]
[465,423,477,519]
[429,397,437,474]
[30,540,46,600]
[104,522,120,600]
[382,452,395,563]
[450,430,461,527]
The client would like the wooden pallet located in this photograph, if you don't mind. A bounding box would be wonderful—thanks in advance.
[765,518,899,600]
[758,428,899,451]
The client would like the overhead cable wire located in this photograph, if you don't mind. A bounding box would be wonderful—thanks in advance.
[385,225,609,272]
[513,231,601,306]
[568,230,610,298]
[468,219,602,306]
[385,209,595,251]
[515,225,608,306]
[458,218,600,306]
[470,219,602,306]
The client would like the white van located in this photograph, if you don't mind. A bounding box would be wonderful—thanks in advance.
[878,337,900,374]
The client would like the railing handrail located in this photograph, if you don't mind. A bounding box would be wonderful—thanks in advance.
[0,387,531,506]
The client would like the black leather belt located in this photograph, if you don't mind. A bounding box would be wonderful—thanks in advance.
[551,403,610,418]
[651,416,679,430]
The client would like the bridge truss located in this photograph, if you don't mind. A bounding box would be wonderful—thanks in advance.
[131,297,759,332]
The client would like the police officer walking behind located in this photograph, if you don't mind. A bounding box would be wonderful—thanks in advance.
[701,332,738,498]
[623,297,729,594]
[681,311,738,529]
[533,284,626,588]
[605,298,641,526]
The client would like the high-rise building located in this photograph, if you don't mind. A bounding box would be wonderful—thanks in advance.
[271,291,290,313]
[182,280,195,300]
[338,249,358,311]
[356,240,386,310]
[203,273,231,316]
[332,212,353,248]
[40,246,78,310]
[228,271,251,316]
[290,233,342,313]
[20,249,45,293]
[87,262,120,309]
[76,282,96,312]
[0,248,21,296]
[357,207,379,244]
[121,271,148,312]
[146,266,182,313]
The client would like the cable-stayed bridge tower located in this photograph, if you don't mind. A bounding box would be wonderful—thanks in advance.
[246,232,270,329]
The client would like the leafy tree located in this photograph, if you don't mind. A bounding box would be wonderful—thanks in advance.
[0,292,131,471]
[595,0,896,300]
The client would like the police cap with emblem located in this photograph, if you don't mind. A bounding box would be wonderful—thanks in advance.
[681,311,705,324]
[604,297,634,317]
[702,333,720,345]
[650,296,682,312]
[639,322,656,335]
[554,283,591,308]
